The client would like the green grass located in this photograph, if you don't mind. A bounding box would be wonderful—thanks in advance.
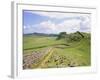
[23,34,91,68]
[39,39,90,68]
[23,35,66,53]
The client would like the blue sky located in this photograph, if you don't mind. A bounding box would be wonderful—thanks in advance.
[23,10,91,34]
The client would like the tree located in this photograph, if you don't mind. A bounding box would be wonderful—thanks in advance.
[76,31,84,38]
[56,32,67,40]
[68,31,84,42]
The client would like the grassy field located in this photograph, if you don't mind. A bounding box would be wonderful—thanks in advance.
[23,33,91,69]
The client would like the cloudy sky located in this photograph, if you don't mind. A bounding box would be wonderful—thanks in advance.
[23,10,91,34]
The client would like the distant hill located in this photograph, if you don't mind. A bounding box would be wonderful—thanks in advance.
[23,32,58,37]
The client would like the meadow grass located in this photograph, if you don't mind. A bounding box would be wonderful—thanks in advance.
[23,35,91,68]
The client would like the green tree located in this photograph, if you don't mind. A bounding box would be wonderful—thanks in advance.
[76,31,84,38]
[56,32,67,40]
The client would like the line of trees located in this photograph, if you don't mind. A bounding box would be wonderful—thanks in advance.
[56,31,86,42]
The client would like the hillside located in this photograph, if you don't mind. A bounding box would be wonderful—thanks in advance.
[23,31,91,69]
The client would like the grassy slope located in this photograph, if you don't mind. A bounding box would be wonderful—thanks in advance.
[55,38,90,66]
[23,34,91,68]
[23,35,65,54]
[39,39,90,68]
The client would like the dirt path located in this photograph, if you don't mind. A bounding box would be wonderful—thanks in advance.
[37,48,54,68]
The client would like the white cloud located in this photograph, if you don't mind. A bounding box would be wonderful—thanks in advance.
[26,11,89,19]
[39,21,56,31]
[24,26,27,29]
[24,11,91,34]
[25,19,81,34]
[79,16,91,33]
[58,19,81,33]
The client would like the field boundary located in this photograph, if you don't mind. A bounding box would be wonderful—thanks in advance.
[37,48,54,68]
